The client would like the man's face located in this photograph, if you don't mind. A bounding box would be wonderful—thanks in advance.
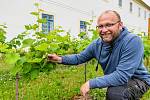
[97,12,123,43]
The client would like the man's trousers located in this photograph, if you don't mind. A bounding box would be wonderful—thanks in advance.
[106,78,149,100]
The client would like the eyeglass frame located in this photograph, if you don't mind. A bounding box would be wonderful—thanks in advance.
[96,20,121,30]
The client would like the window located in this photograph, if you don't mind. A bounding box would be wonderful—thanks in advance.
[138,7,140,17]
[118,0,122,7]
[42,14,54,33]
[130,2,133,12]
[144,11,146,19]
[80,21,87,32]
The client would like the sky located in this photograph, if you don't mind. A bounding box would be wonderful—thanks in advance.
[143,0,150,6]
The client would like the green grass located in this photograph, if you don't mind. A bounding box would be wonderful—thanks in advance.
[0,62,150,100]
[0,63,106,100]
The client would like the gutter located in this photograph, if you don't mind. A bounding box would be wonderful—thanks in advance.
[133,0,150,11]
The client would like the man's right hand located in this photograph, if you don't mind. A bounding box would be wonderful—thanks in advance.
[47,54,62,63]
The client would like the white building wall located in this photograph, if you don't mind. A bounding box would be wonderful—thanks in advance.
[39,0,93,38]
[0,0,150,40]
[0,0,37,41]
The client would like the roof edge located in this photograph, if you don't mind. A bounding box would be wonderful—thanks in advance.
[133,0,150,11]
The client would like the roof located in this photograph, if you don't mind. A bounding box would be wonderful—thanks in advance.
[134,0,150,10]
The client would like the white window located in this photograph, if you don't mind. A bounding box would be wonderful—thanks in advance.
[130,2,133,12]
[42,14,54,34]
[118,0,122,7]
[138,7,140,17]
[144,11,146,19]
[80,21,87,32]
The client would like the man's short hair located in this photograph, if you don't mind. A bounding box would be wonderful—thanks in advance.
[98,10,121,22]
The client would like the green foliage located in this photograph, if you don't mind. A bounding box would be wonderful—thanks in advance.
[0,24,7,43]
[37,18,47,23]
[5,53,20,64]
[142,36,150,67]
[143,36,150,58]
[0,42,9,53]
[0,6,98,81]
[30,12,39,16]
[22,38,35,48]
[34,43,49,51]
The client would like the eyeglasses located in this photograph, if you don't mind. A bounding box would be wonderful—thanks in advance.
[96,21,120,30]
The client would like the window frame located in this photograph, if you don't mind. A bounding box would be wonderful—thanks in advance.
[80,21,87,33]
[118,0,122,7]
[138,7,141,17]
[129,2,133,13]
[42,13,54,34]
[144,11,146,20]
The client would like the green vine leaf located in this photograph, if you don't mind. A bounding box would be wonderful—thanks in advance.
[25,25,32,30]
[32,24,39,30]
[34,3,39,7]
[5,53,20,64]
[27,58,42,63]
[22,38,35,47]
[30,12,39,16]
[10,64,22,76]
[34,43,49,51]
[22,63,32,74]
[30,69,39,80]
[37,18,47,23]
[0,42,9,53]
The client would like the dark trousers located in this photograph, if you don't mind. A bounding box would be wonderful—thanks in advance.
[106,78,150,100]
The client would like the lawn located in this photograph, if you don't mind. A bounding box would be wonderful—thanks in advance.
[0,61,150,100]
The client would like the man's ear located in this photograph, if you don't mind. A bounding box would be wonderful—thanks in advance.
[119,22,123,29]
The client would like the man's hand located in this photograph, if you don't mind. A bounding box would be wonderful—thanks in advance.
[47,54,62,63]
[80,81,90,96]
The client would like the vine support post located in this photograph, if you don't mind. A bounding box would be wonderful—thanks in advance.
[84,62,87,82]
[148,18,150,39]
[16,73,19,100]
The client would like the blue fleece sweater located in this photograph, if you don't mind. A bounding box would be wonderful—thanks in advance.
[62,27,150,88]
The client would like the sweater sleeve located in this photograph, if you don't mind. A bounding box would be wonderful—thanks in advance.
[61,40,96,65]
[89,36,144,88]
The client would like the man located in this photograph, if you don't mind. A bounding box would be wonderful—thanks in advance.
[48,10,150,100]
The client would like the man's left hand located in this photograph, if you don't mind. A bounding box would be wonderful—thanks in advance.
[80,81,90,96]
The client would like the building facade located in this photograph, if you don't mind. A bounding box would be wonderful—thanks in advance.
[0,0,150,40]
